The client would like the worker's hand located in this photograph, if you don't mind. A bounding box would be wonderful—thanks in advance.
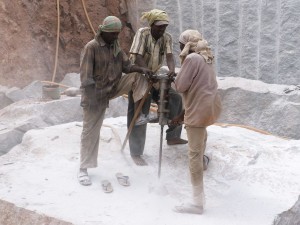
[167,70,176,77]
[85,85,98,107]
[141,67,154,79]
[167,70,177,82]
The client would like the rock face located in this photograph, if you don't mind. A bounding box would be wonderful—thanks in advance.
[273,196,300,225]
[127,0,300,85]
[0,74,129,155]
[217,77,300,139]
[1,0,299,87]
[0,200,72,225]
[0,0,133,88]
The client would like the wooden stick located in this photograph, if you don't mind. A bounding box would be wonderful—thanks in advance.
[41,80,71,88]
[120,83,153,152]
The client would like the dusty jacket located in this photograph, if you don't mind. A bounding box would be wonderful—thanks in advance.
[175,53,221,127]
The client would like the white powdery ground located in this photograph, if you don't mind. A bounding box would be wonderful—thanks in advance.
[0,116,299,225]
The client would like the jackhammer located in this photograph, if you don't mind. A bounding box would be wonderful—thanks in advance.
[152,74,174,178]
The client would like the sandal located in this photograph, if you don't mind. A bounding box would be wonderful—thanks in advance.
[116,172,130,186]
[102,180,113,193]
[78,171,92,186]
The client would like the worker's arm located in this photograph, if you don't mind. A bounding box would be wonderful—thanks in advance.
[166,53,176,77]
[130,64,153,77]
[131,54,153,79]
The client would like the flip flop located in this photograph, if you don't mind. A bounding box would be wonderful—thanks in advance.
[78,171,92,186]
[116,173,130,186]
[101,180,113,193]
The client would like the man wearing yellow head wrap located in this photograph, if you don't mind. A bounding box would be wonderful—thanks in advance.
[126,9,187,166]
[140,8,170,26]
[78,16,153,186]
[171,30,221,214]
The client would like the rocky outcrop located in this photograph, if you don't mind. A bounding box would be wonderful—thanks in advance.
[0,0,133,88]
[1,74,300,156]
[273,196,300,225]
[126,0,300,85]
[0,74,128,155]
[217,77,300,139]
[1,0,299,88]
[0,199,72,225]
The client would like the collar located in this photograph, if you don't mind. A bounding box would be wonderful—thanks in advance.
[95,35,107,47]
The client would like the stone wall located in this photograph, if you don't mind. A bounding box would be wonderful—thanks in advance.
[126,0,300,85]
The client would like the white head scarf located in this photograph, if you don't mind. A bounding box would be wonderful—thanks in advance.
[179,29,214,64]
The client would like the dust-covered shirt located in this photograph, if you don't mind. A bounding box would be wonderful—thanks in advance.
[175,53,222,127]
[129,27,173,73]
[80,35,132,105]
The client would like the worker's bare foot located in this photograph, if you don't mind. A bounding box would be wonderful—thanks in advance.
[167,138,188,145]
[131,155,148,166]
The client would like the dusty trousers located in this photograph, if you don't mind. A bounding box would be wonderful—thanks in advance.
[186,126,207,206]
[127,87,183,156]
[80,73,148,168]
[80,106,106,168]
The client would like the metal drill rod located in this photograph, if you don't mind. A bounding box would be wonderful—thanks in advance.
[158,125,164,178]
[154,73,172,178]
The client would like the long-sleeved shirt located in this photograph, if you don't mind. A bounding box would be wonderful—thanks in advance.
[175,53,222,127]
[80,35,132,106]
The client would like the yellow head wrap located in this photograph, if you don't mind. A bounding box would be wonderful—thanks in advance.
[140,9,169,26]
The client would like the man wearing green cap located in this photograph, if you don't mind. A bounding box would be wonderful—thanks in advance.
[78,16,153,186]
[127,9,188,166]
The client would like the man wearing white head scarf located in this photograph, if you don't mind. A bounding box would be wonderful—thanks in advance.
[172,30,221,214]
[78,16,153,186]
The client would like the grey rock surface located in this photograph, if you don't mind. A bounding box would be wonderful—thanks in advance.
[60,73,81,89]
[0,97,82,155]
[273,196,300,225]
[126,0,300,85]
[217,77,300,139]
[0,94,128,155]
[0,199,73,225]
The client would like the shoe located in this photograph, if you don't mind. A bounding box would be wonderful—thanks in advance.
[167,138,188,145]
[203,155,210,171]
[135,114,158,126]
[135,113,149,126]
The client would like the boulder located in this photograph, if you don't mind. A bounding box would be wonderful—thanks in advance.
[273,196,300,225]
[217,77,300,139]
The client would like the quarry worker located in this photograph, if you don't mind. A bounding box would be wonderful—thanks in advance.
[78,16,153,186]
[127,9,188,166]
[171,30,222,214]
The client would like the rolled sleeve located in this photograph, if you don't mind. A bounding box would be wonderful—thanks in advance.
[165,33,173,54]
[130,28,146,56]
